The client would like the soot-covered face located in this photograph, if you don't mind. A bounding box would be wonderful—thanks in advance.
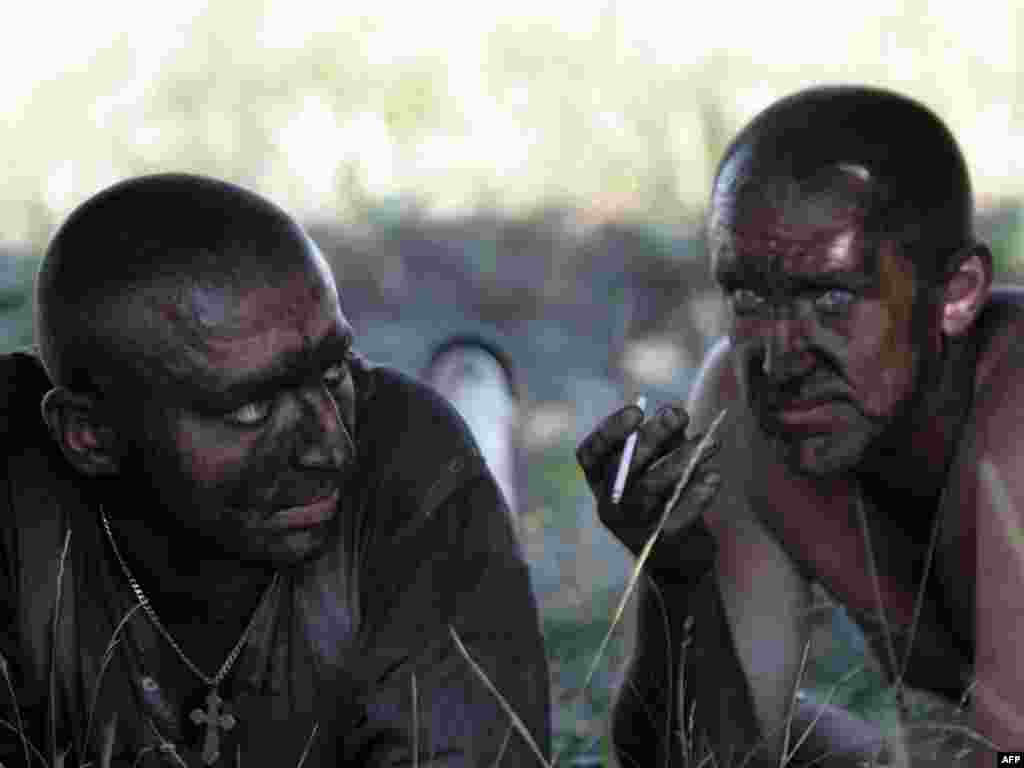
[710,165,935,477]
[112,249,360,566]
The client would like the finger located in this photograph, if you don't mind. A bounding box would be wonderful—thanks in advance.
[629,401,691,473]
[660,470,721,535]
[663,473,720,534]
[602,451,718,537]
[636,436,721,499]
[576,403,645,478]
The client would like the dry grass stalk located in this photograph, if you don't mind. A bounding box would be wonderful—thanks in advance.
[50,528,72,768]
[779,639,812,768]
[557,410,727,768]
[411,673,419,768]
[81,603,143,762]
[0,715,49,767]
[489,726,513,768]
[448,626,551,768]
[294,722,320,768]
[784,665,866,764]
[902,721,1002,752]
[1,650,32,768]
[98,716,116,768]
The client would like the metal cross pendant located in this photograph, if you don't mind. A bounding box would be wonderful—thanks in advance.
[190,688,237,766]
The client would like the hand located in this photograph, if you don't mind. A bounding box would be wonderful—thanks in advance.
[576,400,721,580]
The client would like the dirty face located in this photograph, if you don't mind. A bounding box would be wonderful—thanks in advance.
[111,248,359,566]
[710,165,933,476]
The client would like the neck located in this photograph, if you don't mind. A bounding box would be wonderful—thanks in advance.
[859,333,978,499]
[101,500,276,629]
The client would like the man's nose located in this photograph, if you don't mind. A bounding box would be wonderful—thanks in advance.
[761,305,814,381]
[294,385,354,470]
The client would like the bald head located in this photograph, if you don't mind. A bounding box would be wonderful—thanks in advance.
[711,86,975,282]
[35,173,331,393]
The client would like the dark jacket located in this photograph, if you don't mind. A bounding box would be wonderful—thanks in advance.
[0,351,550,767]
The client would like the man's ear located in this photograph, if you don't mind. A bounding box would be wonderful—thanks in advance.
[941,243,993,336]
[40,387,121,476]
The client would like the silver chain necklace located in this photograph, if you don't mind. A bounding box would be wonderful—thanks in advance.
[100,506,280,766]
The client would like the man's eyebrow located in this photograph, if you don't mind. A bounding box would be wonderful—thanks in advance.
[787,268,873,289]
[205,330,354,407]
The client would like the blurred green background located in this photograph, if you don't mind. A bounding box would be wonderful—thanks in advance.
[3,2,1024,764]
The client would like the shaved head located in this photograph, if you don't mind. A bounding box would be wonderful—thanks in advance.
[35,173,329,394]
[711,86,975,283]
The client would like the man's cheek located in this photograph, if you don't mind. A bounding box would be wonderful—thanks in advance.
[174,423,257,493]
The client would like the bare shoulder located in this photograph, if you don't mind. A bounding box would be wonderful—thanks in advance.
[939,287,1024,636]
[967,286,1024,444]
[956,289,1024,745]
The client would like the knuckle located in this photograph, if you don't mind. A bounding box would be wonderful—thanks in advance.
[657,405,681,429]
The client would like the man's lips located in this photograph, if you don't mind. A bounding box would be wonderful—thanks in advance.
[264,489,340,530]
[770,397,849,429]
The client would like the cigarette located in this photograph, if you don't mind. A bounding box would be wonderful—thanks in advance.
[611,395,647,505]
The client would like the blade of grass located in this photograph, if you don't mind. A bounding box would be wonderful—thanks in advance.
[144,717,187,768]
[50,528,71,768]
[294,722,320,768]
[676,612,694,767]
[81,603,143,761]
[729,647,815,768]
[1,652,32,768]
[782,665,866,765]
[448,626,551,768]
[778,638,811,768]
[98,714,116,768]
[901,720,1002,751]
[558,410,727,767]
[411,673,419,768]
[488,727,513,768]
[0,717,49,767]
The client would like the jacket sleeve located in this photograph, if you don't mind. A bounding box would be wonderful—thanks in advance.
[341,467,550,767]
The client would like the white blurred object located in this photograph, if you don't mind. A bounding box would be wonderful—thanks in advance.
[423,338,520,525]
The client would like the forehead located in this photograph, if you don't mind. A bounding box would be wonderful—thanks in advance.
[144,257,351,394]
[710,165,875,279]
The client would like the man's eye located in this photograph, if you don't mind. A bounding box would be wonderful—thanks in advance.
[226,400,272,426]
[813,289,856,314]
[730,289,767,315]
[322,361,350,389]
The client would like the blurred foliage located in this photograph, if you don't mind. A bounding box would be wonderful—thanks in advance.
[7,2,1024,244]
[544,585,626,767]
[528,438,588,531]
[0,253,39,353]
[985,205,1024,276]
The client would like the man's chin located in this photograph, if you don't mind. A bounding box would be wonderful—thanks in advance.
[265,521,337,566]
[230,513,339,568]
[775,431,867,478]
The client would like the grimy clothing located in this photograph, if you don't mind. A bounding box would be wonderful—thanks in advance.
[0,352,550,767]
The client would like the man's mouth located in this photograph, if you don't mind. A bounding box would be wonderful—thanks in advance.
[773,397,845,429]
[265,489,340,530]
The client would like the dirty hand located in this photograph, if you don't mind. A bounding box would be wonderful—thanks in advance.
[576,400,721,580]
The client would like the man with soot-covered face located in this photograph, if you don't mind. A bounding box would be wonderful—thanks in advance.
[578,86,1024,765]
[0,174,549,767]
